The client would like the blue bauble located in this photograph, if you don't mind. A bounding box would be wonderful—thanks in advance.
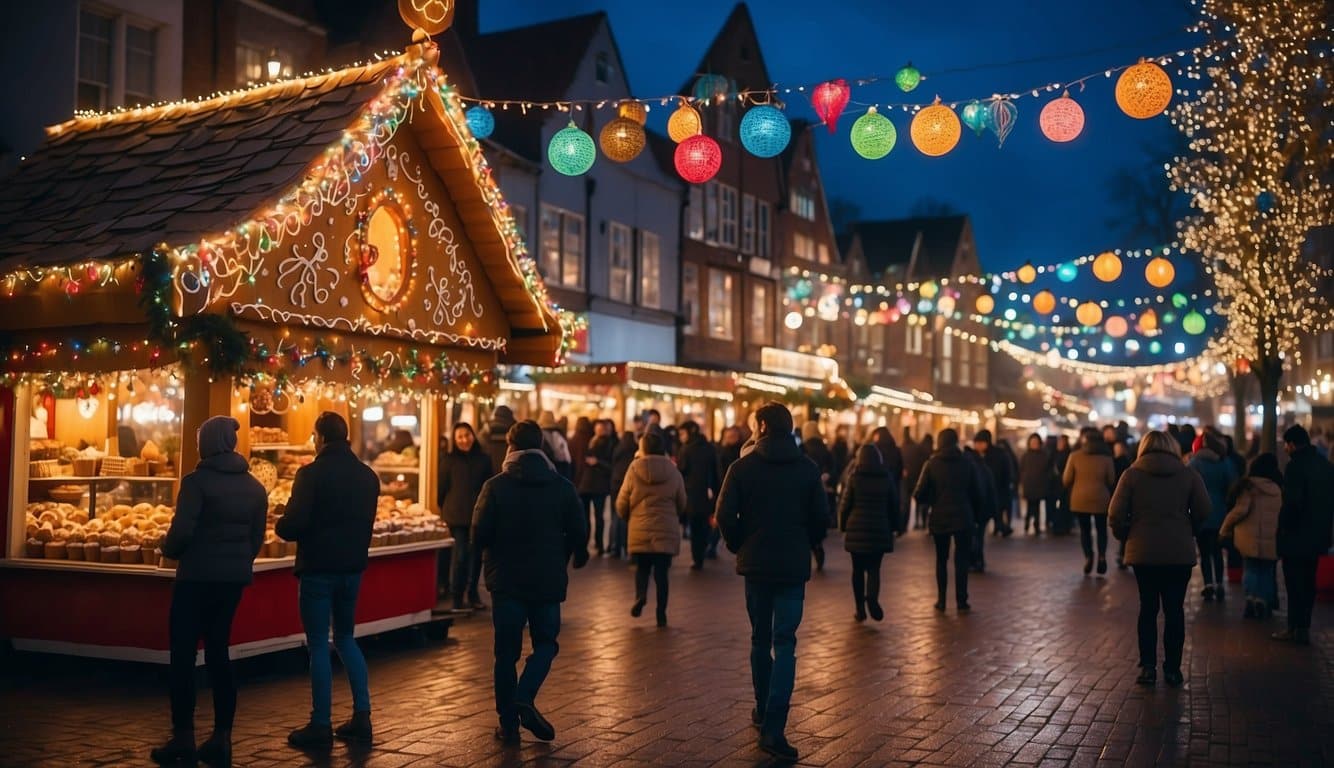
[1056,263,1078,283]
[739,105,791,158]
[465,106,495,140]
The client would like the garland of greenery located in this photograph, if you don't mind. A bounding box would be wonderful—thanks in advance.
[138,249,252,376]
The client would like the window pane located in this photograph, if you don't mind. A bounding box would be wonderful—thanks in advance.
[817,243,829,264]
[639,231,661,309]
[562,214,584,287]
[125,25,156,103]
[750,283,770,345]
[682,263,700,335]
[77,10,112,110]
[708,269,734,340]
[687,186,704,241]
[741,194,755,254]
[539,206,561,283]
[704,182,719,243]
[236,44,264,84]
[757,202,770,259]
[609,223,632,303]
[720,185,738,248]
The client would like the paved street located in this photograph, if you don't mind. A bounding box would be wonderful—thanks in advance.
[2,529,1331,767]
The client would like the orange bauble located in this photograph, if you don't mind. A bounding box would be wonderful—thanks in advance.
[1016,262,1037,284]
[617,100,647,126]
[1092,251,1122,282]
[1145,256,1175,288]
[667,101,702,143]
[1137,308,1158,333]
[975,294,995,314]
[599,117,646,163]
[910,99,961,157]
[1105,316,1129,338]
[1076,302,1103,327]
[1032,290,1056,315]
[1116,60,1173,119]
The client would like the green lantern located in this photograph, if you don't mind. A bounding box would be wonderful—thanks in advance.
[1182,310,1207,335]
[850,107,897,159]
[1171,292,1188,308]
[895,62,921,93]
[548,121,596,176]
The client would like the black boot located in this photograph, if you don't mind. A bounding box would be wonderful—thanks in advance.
[1135,667,1156,686]
[287,722,333,750]
[1083,555,1093,575]
[335,711,373,743]
[197,729,232,766]
[631,597,646,618]
[150,730,195,766]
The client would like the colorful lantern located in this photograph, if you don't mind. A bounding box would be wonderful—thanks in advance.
[1171,292,1188,309]
[1092,251,1122,282]
[1032,290,1056,315]
[548,121,596,176]
[850,107,896,159]
[961,100,987,136]
[1105,315,1129,338]
[936,295,956,316]
[910,99,961,157]
[975,294,995,314]
[1182,310,1207,335]
[693,74,731,103]
[599,117,646,163]
[1056,262,1078,283]
[1076,302,1103,327]
[739,105,791,158]
[1115,60,1173,119]
[1137,308,1158,333]
[1016,261,1037,284]
[465,106,494,139]
[667,101,702,143]
[919,280,939,299]
[674,134,722,184]
[1039,92,1084,143]
[987,98,1017,147]
[784,311,804,330]
[895,63,921,92]
[617,100,647,125]
[811,79,851,133]
[1144,256,1175,288]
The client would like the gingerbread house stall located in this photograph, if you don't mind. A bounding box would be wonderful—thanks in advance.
[0,41,566,661]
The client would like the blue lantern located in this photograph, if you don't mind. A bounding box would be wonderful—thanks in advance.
[1056,263,1078,282]
[693,74,731,103]
[739,105,791,158]
[961,100,988,136]
[465,106,494,139]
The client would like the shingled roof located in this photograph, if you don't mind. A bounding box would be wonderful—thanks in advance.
[849,216,971,279]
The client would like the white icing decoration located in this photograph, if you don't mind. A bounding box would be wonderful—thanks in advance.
[276,232,338,308]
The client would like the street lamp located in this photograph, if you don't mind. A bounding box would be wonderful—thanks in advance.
[266,49,282,80]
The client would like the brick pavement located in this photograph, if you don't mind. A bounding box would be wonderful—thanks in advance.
[2,530,1332,767]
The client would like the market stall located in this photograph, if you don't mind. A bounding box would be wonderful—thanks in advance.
[530,363,735,438]
[0,39,566,661]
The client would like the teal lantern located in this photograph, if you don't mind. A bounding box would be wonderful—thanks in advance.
[739,105,791,158]
[1182,310,1207,335]
[850,107,897,159]
[693,74,731,103]
[1149,340,1163,354]
[895,62,921,93]
[961,100,988,136]
[548,121,596,176]
[1056,263,1078,282]
[465,106,494,139]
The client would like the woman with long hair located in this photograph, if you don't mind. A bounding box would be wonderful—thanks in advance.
[615,431,687,627]
[837,444,896,621]
[437,422,494,610]
[1019,433,1054,535]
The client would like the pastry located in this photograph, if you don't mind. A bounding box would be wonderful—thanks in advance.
[120,544,141,564]
[25,538,44,558]
[83,541,100,562]
[44,540,67,559]
[142,547,159,566]
[66,542,85,561]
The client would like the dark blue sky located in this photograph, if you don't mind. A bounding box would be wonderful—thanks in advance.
[480,0,1201,274]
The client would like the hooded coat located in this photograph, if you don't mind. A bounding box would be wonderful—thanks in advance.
[838,445,896,554]
[1220,478,1282,560]
[677,434,719,520]
[913,446,983,535]
[1019,446,1055,500]
[1108,449,1211,566]
[482,407,515,475]
[615,454,686,556]
[1063,442,1116,515]
[1187,447,1239,530]
[1277,445,1334,558]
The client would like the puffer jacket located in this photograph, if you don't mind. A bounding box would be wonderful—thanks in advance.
[838,455,896,554]
[162,451,267,583]
[1063,444,1115,515]
[1277,445,1334,558]
[1019,448,1055,500]
[1187,448,1239,530]
[913,446,983,535]
[615,454,686,556]
[1220,478,1281,560]
[1109,449,1210,566]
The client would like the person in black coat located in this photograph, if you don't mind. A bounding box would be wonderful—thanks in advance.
[576,420,615,556]
[473,420,588,745]
[676,421,720,570]
[1018,433,1054,535]
[275,412,380,749]
[964,446,999,572]
[715,403,827,762]
[437,422,494,611]
[801,422,835,571]
[838,444,896,622]
[1273,425,1334,646]
[914,429,983,611]
[1050,434,1073,534]
[972,430,1014,537]
[152,416,266,767]
[482,406,516,476]
[713,426,745,559]
[608,421,639,559]
[904,433,933,530]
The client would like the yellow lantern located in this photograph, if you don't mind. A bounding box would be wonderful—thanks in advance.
[1137,308,1158,333]
[909,98,961,157]
[1105,315,1129,338]
[1115,60,1173,119]
[1144,256,1175,289]
[599,117,646,163]
[975,294,995,314]
[668,101,702,143]
[1032,289,1056,315]
[1076,301,1103,327]
[1092,251,1122,282]
[617,99,647,126]
[919,280,939,299]
[1016,261,1037,284]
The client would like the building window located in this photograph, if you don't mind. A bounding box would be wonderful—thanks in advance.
[77,10,114,110]
[854,323,869,363]
[817,243,829,265]
[78,10,161,111]
[237,43,291,85]
[757,201,770,259]
[639,231,661,309]
[608,222,632,302]
[870,325,886,372]
[595,52,610,84]
[682,263,700,335]
[741,194,756,254]
[975,349,988,388]
[1320,331,1334,359]
[906,322,923,355]
[708,269,735,340]
[941,332,953,384]
[713,104,736,143]
[704,182,720,244]
[751,283,771,345]
[790,188,816,221]
[539,205,584,288]
[124,25,156,105]
[687,186,704,241]
[792,232,814,262]
[959,338,972,387]
[720,184,738,248]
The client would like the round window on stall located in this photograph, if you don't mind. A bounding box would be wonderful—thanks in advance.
[358,202,415,312]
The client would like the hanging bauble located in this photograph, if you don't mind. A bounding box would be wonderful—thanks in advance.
[849,107,897,159]
[1136,308,1158,333]
[667,101,702,143]
[1144,256,1175,289]
[739,105,791,158]
[961,100,988,136]
[894,62,921,93]
[1115,60,1173,119]
[1092,251,1122,282]
[1039,92,1084,143]
[919,280,939,299]
[1149,340,1162,355]
[910,98,961,157]
[617,99,647,125]
[936,295,956,316]
[895,297,912,315]
[693,74,731,103]
[1032,290,1056,315]
[1105,315,1129,338]
[1076,302,1103,327]
[1016,261,1037,284]
[1171,292,1188,309]
[811,78,851,133]
[674,134,723,184]
[1056,263,1078,283]
[784,311,804,330]
[1182,310,1207,335]
[975,294,995,314]
[987,98,1017,147]
[548,122,596,176]
[465,106,494,139]
[600,117,646,163]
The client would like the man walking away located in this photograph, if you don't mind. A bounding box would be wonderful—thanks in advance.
[1273,425,1334,645]
[716,402,827,763]
[277,412,379,749]
[916,429,983,611]
[972,430,1014,537]
[474,420,589,745]
[677,421,720,570]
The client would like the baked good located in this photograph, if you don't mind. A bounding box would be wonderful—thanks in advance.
[25,538,44,558]
[120,545,141,564]
[83,541,100,562]
[44,540,67,559]
[142,547,159,566]
[66,542,86,561]
[100,545,121,563]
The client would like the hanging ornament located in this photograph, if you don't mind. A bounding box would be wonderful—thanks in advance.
[784,311,804,330]
[919,280,939,299]
[811,79,851,133]
[936,295,956,316]
[739,105,791,158]
[1092,251,1122,282]
[1032,290,1056,315]
[617,99,647,125]
[599,117,646,163]
[693,74,732,103]
[910,98,961,157]
[1105,316,1129,338]
[849,107,896,159]
[548,121,596,176]
[1144,256,1175,289]
[1056,263,1078,283]
[1182,310,1207,335]
[1115,59,1173,119]
[465,105,495,139]
[1137,308,1158,333]
[1016,261,1037,284]
[667,100,702,143]
[894,62,921,92]
[987,98,1017,147]
[674,134,723,184]
[1039,92,1084,143]
[1171,292,1188,309]
[1076,302,1103,327]
[975,294,995,314]
[960,100,988,137]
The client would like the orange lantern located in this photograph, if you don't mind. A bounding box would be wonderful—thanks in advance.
[1032,290,1056,315]
[599,117,646,163]
[1092,251,1122,282]
[1144,256,1175,288]
[617,100,647,126]
[910,98,961,157]
[1116,60,1173,119]
[1137,308,1158,334]
[1016,261,1037,284]
[975,294,995,314]
[667,101,702,143]
[1076,301,1103,327]
[1105,315,1129,338]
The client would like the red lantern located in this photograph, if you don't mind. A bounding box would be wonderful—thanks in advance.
[811,79,850,133]
[674,134,722,184]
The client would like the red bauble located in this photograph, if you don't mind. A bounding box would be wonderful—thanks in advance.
[674,134,723,184]
[811,79,851,133]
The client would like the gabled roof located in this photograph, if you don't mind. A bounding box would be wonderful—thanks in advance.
[681,3,772,93]
[849,216,970,279]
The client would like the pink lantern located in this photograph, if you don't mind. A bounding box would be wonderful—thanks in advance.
[811,79,851,134]
[1039,92,1085,143]
[674,134,723,184]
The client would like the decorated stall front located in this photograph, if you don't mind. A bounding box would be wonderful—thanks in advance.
[530,363,736,439]
[0,39,565,661]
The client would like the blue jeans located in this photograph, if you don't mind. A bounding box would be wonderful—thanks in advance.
[744,580,805,738]
[1242,557,1278,606]
[448,525,481,600]
[492,597,561,729]
[299,573,371,726]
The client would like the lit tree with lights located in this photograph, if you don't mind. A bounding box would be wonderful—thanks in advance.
[1169,0,1334,451]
